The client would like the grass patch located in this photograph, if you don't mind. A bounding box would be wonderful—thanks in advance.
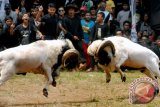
[0,70,160,107]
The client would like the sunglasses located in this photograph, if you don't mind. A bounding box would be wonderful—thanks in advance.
[58,10,64,12]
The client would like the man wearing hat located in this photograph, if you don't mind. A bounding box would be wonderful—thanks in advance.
[63,4,86,69]
[0,3,17,24]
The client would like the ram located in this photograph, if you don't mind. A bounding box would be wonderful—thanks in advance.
[0,39,79,97]
[87,36,160,83]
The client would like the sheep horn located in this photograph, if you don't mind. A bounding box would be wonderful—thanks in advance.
[62,49,79,68]
[95,40,115,57]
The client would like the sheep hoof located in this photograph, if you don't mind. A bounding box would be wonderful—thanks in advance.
[121,75,126,82]
[52,80,57,87]
[16,73,27,76]
[43,88,48,97]
[155,76,158,79]
[155,87,159,95]
[106,79,110,83]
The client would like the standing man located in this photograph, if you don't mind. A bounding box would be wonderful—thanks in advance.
[0,3,17,24]
[81,11,95,70]
[1,16,19,48]
[63,4,86,69]
[40,3,58,40]
[98,2,112,25]
[11,13,44,45]
[0,0,9,12]
[149,0,160,40]
[117,2,130,30]
[91,12,110,41]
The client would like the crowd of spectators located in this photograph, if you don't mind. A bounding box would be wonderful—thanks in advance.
[0,0,160,72]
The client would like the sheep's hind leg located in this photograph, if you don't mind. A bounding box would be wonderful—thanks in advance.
[0,67,15,86]
[43,81,49,97]
[42,66,53,97]
[142,68,157,80]
[116,67,126,82]
[142,68,159,95]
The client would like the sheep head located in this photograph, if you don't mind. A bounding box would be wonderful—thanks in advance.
[87,40,102,56]
[95,40,115,65]
[62,49,79,69]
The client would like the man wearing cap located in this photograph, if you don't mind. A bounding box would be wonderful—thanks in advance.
[63,4,86,68]
[0,3,17,24]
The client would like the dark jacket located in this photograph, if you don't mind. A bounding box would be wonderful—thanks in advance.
[41,14,58,40]
[151,43,160,59]
[63,15,83,41]
[90,22,109,41]
[149,0,160,30]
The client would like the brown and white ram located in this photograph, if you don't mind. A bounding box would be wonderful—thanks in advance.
[87,36,160,83]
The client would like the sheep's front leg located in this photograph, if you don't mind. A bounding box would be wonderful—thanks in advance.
[51,67,61,87]
[116,56,127,82]
[105,70,111,83]
[42,66,53,97]
[98,63,111,83]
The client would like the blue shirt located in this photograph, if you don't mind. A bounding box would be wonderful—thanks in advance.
[81,19,95,44]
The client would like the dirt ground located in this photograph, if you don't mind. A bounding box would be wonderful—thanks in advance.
[0,71,160,107]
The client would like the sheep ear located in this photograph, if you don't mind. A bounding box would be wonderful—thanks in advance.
[95,40,115,57]
[62,49,79,68]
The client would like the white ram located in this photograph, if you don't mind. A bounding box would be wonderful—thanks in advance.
[87,36,160,83]
[0,39,79,97]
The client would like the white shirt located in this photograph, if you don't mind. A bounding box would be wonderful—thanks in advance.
[117,10,130,29]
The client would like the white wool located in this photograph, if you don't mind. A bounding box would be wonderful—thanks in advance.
[88,36,160,80]
[0,39,76,89]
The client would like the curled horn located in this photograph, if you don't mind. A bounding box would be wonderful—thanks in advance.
[62,49,79,68]
[95,40,115,57]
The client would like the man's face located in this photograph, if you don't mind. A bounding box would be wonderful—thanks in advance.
[156,40,160,46]
[85,13,91,21]
[31,8,38,17]
[48,7,56,15]
[22,14,29,22]
[5,8,11,15]
[99,3,106,11]
[6,19,13,26]
[96,14,103,23]
[123,23,130,30]
[58,7,65,16]
[136,0,140,7]
[144,14,148,21]
[90,9,96,15]
[68,8,75,16]
[123,4,129,10]
[116,31,123,36]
